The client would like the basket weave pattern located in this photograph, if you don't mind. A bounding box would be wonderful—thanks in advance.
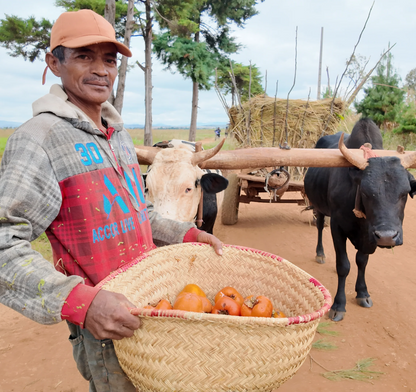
[99,243,331,391]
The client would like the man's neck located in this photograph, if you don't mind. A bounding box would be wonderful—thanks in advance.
[64,92,105,130]
[78,104,104,130]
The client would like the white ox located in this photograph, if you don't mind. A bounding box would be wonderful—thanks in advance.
[136,139,228,234]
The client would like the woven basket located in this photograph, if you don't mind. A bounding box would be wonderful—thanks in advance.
[98,243,331,392]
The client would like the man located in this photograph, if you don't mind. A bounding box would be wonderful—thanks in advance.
[215,127,221,140]
[0,9,222,391]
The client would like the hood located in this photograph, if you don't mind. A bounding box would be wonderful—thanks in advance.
[32,84,124,133]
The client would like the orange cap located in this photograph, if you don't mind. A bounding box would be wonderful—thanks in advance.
[50,9,132,57]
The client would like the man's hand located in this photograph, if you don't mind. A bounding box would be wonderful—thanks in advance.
[84,290,141,340]
[197,231,223,255]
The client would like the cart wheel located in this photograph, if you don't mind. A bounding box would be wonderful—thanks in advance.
[221,173,241,225]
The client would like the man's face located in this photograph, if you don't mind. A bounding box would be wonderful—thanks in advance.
[53,43,118,107]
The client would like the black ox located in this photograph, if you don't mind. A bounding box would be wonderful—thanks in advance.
[304,118,416,321]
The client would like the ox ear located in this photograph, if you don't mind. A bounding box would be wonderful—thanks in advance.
[410,181,416,199]
[135,146,160,165]
[200,173,229,194]
[407,172,416,198]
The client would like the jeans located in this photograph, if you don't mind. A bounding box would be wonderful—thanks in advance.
[67,322,136,392]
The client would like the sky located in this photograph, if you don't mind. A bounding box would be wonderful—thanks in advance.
[1,0,416,127]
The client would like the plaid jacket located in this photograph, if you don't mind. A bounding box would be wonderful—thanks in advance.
[0,85,198,326]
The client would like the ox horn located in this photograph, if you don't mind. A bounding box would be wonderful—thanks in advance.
[400,151,416,169]
[135,146,160,165]
[192,138,225,166]
[338,133,368,170]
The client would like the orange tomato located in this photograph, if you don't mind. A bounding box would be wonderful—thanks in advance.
[214,286,244,307]
[180,283,207,298]
[155,299,173,310]
[201,296,213,313]
[241,295,273,317]
[272,309,287,318]
[143,299,172,310]
[211,296,241,316]
[173,292,204,313]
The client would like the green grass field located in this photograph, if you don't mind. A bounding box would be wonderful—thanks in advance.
[0,128,237,160]
[0,138,7,160]
[129,128,237,150]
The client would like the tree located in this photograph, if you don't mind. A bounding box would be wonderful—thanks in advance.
[153,0,264,141]
[0,15,52,62]
[321,86,334,99]
[56,0,130,37]
[135,0,156,146]
[105,0,116,27]
[404,68,416,104]
[342,54,368,101]
[0,0,133,114]
[216,61,263,105]
[393,102,416,134]
[354,52,405,129]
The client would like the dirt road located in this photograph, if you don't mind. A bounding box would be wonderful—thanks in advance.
[1,191,416,391]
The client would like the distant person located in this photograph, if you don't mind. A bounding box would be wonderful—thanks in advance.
[215,127,221,140]
[0,9,223,391]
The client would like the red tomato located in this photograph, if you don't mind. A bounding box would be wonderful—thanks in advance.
[211,296,241,316]
[214,286,244,307]
[155,299,173,310]
[241,295,273,317]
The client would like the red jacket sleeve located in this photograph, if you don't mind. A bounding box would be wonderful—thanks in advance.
[182,227,202,243]
[61,283,101,328]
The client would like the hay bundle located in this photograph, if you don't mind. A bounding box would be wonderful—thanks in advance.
[229,96,345,149]
[227,96,345,181]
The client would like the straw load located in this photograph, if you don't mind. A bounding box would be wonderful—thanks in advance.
[228,96,346,180]
[229,95,345,149]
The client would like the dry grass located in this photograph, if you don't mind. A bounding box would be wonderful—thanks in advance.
[322,358,383,382]
[31,233,53,263]
[228,96,346,180]
[229,96,345,149]
[316,321,340,337]
[312,339,338,350]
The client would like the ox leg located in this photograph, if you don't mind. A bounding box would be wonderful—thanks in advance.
[355,250,373,308]
[328,225,349,322]
[315,211,326,264]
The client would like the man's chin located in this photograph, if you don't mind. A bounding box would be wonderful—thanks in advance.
[85,88,112,104]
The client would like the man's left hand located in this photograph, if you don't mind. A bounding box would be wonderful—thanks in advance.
[197,231,223,255]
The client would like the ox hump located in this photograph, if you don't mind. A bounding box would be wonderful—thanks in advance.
[153,148,194,165]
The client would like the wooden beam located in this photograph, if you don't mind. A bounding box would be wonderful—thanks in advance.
[135,146,416,169]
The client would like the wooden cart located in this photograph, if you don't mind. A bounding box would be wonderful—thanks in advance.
[221,167,307,225]
[135,144,416,226]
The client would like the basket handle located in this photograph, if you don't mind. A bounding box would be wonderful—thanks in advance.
[130,307,191,319]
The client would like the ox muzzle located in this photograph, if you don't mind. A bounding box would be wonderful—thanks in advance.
[374,229,402,248]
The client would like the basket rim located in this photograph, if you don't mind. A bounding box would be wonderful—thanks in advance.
[97,243,332,326]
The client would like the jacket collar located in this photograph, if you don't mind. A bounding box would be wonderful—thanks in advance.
[32,84,124,133]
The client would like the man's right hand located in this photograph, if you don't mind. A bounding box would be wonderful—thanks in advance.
[84,290,141,340]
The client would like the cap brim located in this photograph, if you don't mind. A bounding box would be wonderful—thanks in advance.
[61,35,132,57]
